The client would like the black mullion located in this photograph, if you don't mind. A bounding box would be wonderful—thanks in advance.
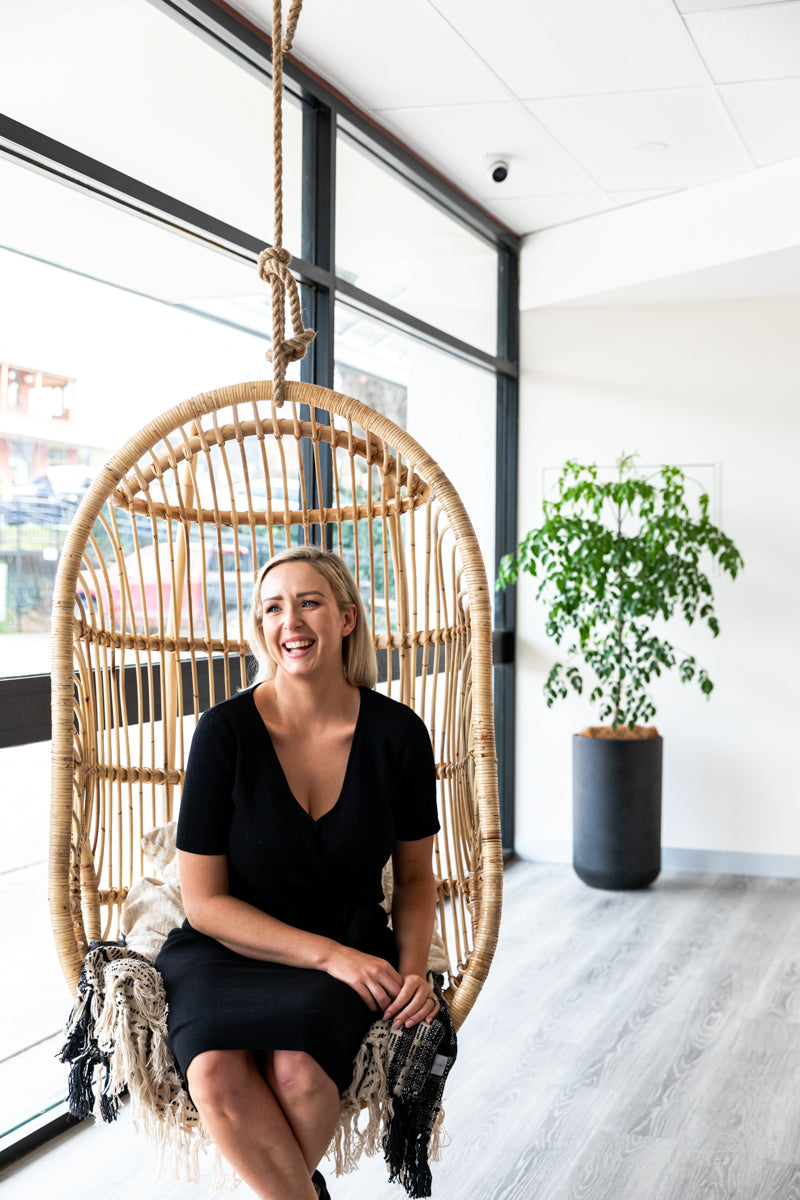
[494,374,518,856]
[494,244,519,854]
[313,105,336,550]
[299,99,335,547]
[0,674,51,749]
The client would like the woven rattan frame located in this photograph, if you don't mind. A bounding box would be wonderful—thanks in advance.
[50,381,501,1031]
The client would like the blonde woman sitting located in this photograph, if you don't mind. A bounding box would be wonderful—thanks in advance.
[155,547,440,1200]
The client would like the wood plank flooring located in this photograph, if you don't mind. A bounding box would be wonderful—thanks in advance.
[4,861,800,1199]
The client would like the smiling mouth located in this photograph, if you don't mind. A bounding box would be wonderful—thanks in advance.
[283,639,315,653]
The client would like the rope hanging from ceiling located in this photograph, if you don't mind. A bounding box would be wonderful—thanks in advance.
[256,0,315,408]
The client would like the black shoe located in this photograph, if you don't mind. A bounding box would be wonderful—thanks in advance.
[312,1169,331,1199]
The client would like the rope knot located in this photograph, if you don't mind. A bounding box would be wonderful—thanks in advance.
[257,244,316,408]
[257,246,292,283]
[266,326,316,365]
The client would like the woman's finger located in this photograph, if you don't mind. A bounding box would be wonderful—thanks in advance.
[367,983,395,1011]
[357,983,379,1012]
[391,988,440,1029]
[383,978,419,1021]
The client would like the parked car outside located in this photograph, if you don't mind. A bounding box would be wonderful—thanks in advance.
[79,537,254,636]
[0,485,80,527]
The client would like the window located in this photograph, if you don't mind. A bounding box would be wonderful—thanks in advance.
[335,304,496,571]
[336,134,500,355]
[0,227,273,671]
[0,0,518,1158]
[0,0,303,249]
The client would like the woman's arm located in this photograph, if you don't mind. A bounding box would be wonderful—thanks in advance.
[179,849,403,1013]
[383,836,439,1029]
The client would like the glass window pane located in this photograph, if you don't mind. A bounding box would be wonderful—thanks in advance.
[0,161,300,675]
[334,304,496,589]
[0,742,68,1142]
[0,0,303,252]
[336,136,499,355]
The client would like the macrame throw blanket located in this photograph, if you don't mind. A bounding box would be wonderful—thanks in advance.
[60,943,455,1197]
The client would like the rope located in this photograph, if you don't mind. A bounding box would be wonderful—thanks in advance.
[260,0,315,409]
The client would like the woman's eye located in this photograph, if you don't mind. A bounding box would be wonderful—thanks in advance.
[302,600,318,608]
[265,604,281,614]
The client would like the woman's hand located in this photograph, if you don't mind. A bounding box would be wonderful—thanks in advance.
[383,973,440,1030]
[325,945,404,1013]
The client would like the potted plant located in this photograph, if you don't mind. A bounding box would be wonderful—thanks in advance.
[497,454,744,890]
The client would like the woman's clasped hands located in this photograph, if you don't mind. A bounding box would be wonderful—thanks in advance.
[325,944,440,1029]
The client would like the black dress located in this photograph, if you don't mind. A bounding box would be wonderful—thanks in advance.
[155,685,439,1095]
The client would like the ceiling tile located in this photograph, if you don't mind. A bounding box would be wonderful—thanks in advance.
[285,0,506,110]
[377,102,601,199]
[528,88,753,190]
[487,193,619,236]
[720,79,800,164]
[610,189,677,204]
[685,2,800,82]
[428,0,707,98]
[676,0,788,12]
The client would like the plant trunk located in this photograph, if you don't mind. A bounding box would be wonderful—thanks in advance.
[613,610,624,726]
[613,512,624,727]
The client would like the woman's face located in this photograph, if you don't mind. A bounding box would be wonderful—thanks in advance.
[259,561,356,678]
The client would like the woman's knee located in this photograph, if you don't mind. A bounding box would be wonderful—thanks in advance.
[187,1049,255,1113]
[269,1050,334,1101]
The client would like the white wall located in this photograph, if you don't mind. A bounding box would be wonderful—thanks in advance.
[515,297,800,870]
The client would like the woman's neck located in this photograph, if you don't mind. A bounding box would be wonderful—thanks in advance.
[267,669,359,729]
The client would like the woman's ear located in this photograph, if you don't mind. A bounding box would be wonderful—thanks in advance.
[342,603,358,637]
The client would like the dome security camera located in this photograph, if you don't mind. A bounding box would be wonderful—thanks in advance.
[489,160,509,184]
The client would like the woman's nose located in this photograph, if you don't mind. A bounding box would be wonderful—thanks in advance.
[283,605,305,630]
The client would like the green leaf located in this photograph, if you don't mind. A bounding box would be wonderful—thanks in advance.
[496,454,742,724]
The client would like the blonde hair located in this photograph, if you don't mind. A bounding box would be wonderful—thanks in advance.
[247,546,377,688]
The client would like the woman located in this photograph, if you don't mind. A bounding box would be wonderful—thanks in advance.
[155,546,441,1200]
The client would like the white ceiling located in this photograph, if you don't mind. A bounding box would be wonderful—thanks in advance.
[230,0,800,240]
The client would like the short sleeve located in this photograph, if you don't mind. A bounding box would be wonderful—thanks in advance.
[392,708,440,842]
[176,708,237,855]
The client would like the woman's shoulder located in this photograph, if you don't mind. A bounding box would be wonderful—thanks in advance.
[196,686,257,732]
[360,687,430,736]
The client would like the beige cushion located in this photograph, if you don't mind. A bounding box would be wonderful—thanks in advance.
[120,822,184,962]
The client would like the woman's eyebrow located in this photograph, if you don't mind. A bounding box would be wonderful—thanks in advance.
[262,590,326,602]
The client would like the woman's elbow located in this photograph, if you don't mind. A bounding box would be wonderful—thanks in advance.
[181,891,218,933]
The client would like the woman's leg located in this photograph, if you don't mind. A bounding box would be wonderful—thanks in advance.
[266,1050,343,1171]
[186,1048,318,1200]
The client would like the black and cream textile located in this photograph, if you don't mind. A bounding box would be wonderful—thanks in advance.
[60,943,456,1196]
[335,973,457,1198]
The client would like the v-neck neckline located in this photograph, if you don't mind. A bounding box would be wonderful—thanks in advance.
[249,685,365,825]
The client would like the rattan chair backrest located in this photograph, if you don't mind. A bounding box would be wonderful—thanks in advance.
[50,382,501,1029]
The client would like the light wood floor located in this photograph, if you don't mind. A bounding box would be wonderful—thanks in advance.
[4,860,800,1199]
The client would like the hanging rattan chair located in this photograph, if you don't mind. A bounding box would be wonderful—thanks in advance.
[49,381,501,1031]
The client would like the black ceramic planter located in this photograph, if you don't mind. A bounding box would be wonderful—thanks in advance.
[572,734,663,890]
